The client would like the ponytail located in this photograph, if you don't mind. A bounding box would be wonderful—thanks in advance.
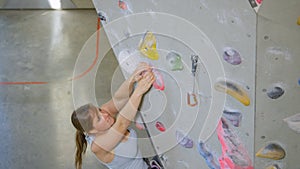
[71,104,94,169]
[75,130,87,169]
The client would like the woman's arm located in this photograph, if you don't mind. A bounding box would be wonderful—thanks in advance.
[101,63,152,117]
[93,71,155,153]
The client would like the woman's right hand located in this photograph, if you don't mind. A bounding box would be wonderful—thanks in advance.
[134,71,155,96]
[129,62,152,85]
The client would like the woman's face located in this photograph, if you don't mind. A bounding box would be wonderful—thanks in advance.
[89,106,115,134]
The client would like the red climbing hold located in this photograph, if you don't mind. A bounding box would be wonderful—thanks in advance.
[155,121,166,132]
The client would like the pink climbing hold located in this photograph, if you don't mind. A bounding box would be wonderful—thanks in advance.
[153,69,165,91]
[135,122,145,130]
[217,118,254,169]
[155,121,166,132]
[256,0,263,4]
[118,0,128,10]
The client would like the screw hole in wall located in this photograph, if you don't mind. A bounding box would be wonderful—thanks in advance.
[264,35,269,40]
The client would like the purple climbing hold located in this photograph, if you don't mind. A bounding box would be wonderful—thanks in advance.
[176,130,193,148]
[223,47,242,65]
[222,109,242,127]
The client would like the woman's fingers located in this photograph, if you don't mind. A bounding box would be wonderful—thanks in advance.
[134,70,156,95]
[136,63,152,74]
[142,71,155,85]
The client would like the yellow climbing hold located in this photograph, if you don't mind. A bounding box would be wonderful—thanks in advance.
[297,16,300,25]
[256,143,286,160]
[214,79,250,106]
[265,164,280,169]
[139,31,159,60]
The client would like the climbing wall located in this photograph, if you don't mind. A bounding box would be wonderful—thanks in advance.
[255,0,300,168]
[92,0,256,168]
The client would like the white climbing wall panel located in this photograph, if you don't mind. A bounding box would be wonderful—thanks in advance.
[255,0,300,169]
[92,0,256,168]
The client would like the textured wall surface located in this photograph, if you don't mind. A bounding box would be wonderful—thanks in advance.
[255,0,300,169]
[92,0,257,168]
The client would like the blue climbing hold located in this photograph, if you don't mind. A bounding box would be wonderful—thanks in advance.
[197,142,220,169]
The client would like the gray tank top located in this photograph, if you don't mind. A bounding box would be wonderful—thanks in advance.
[86,128,149,169]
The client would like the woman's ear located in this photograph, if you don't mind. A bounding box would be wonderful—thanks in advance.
[103,112,115,125]
[101,113,110,122]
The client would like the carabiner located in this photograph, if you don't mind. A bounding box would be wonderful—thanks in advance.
[187,92,198,107]
[191,55,199,76]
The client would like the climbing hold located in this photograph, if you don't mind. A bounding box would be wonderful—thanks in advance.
[118,0,133,14]
[298,78,300,86]
[256,0,263,4]
[152,69,165,91]
[214,79,250,106]
[297,17,300,25]
[166,51,184,71]
[176,130,193,148]
[135,122,145,130]
[155,121,166,132]
[223,47,242,65]
[135,114,145,130]
[217,119,253,169]
[256,143,286,160]
[267,86,284,99]
[139,31,159,60]
[283,113,300,134]
[197,142,220,169]
[118,0,128,10]
[265,164,280,169]
[222,109,242,127]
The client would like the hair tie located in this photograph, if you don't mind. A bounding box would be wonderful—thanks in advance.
[85,134,94,145]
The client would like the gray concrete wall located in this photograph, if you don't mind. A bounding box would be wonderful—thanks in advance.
[255,0,300,168]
